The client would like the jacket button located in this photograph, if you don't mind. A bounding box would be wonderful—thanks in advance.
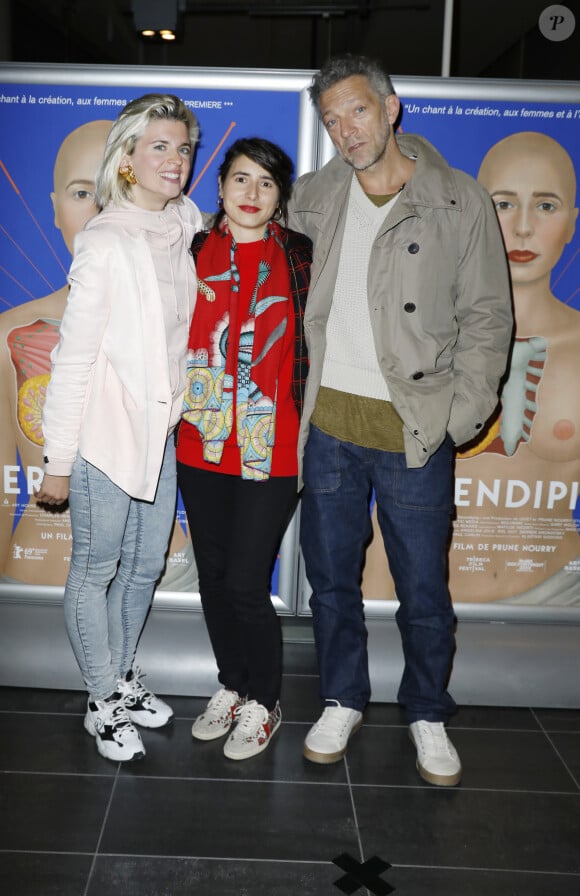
[404,302,416,313]
[408,242,420,254]
[450,199,457,205]
[411,371,424,380]
[413,429,419,435]
[475,422,483,429]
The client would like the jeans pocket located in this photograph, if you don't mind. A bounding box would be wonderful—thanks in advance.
[393,434,454,513]
[303,426,341,493]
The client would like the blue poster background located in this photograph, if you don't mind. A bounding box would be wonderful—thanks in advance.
[0,82,301,311]
[0,75,305,597]
[398,95,578,307]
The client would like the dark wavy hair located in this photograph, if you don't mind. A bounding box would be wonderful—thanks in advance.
[309,54,395,114]
[214,136,294,229]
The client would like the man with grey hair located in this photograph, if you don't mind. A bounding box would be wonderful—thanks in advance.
[289,54,512,785]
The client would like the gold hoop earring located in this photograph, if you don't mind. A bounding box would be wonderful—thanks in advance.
[119,163,137,185]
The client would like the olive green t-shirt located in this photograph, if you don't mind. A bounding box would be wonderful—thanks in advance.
[311,387,405,452]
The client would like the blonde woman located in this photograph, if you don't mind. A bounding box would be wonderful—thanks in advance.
[36,94,202,761]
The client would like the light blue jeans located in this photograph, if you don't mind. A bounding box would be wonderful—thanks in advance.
[64,438,177,702]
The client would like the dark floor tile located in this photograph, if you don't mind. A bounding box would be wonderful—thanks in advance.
[0,713,117,774]
[160,694,208,719]
[0,852,92,896]
[535,707,580,733]
[453,704,540,731]
[386,866,580,895]
[346,725,420,787]
[363,701,407,726]
[452,728,578,791]
[279,674,325,723]
[0,773,114,852]
[354,787,580,874]
[120,718,347,784]
[347,725,578,791]
[88,855,339,895]
[0,687,86,714]
[549,732,580,786]
[101,777,358,861]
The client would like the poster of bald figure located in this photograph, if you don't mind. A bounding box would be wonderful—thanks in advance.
[359,83,580,607]
[0,120,113,588]
[0,66,315,595]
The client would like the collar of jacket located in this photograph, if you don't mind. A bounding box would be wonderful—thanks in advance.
[295,133,463,217]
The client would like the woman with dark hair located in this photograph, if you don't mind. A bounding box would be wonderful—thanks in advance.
[177,137,312,760]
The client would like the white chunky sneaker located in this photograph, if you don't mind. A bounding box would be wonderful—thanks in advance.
[84,693,145,762]
[116,666,173,729]
[303,701,363,764]
[223,700,281,760]
[192,688,246,741]
[409,720,462,787]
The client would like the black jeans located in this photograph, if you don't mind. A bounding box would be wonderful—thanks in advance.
[178,463,298,710]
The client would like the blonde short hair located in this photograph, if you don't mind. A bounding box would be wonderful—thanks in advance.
[96,93,199,207]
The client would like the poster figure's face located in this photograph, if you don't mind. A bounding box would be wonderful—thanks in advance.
[124,119,192,211]
[479,133,578,288]
[319,74,398,173]
[51,119,112,254]
[219,154,280,242]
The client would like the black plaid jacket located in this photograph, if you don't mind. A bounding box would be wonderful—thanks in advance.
[191,227,312,417]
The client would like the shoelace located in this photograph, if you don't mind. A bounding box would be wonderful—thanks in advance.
[234,700,268,733]
[415,722,452,754]
[127,665,150,700]
[100,700,135,733]
[207,689,239,713]
[313,707,354,737]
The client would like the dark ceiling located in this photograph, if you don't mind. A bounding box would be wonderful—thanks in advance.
[3,0,580,80]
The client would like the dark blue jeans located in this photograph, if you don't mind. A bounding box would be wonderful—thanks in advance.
[300,425,457,723]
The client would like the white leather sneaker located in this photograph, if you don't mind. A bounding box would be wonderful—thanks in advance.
[409,720,462,786]
[303,701,363,764]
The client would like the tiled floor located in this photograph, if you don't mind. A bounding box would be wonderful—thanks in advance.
[1,641,579,896]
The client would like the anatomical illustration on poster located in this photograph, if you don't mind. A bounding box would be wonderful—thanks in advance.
[361,87,580,607]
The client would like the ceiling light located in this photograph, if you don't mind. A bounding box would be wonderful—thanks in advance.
[131,0,182,40]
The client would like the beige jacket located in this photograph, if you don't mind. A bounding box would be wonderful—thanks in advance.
[289,134,513,477]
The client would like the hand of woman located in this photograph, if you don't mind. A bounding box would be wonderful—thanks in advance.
[35,474,70,506]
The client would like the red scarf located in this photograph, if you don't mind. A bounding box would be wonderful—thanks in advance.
[183,220,291,480]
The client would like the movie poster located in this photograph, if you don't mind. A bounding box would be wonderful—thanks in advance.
[360,81,580,608]
[0,65,315,604]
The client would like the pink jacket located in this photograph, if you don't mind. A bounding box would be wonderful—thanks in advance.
[42,196,201,501]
